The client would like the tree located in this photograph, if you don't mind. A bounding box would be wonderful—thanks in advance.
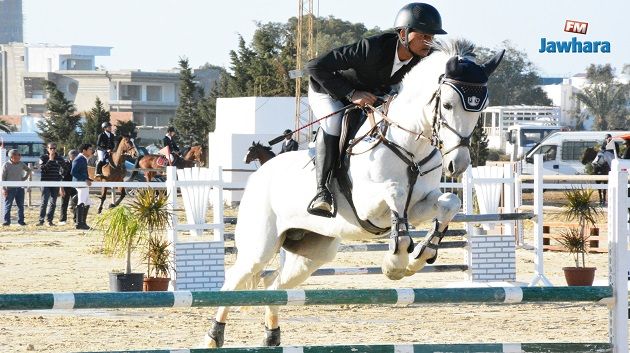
[172,58,210,147]
[81,97,111,145]
[476,41,552,106]
[37,81,82,152]
[470,117,489,167]
[115,120,138,139]
[0,119,14,133]
[575,64,629,130]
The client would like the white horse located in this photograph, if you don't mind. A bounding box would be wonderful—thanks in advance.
[205,39,504,347]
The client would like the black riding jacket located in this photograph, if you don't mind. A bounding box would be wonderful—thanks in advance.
[306,32,421,101]
[96,132,115,151]
[162,135,180,153]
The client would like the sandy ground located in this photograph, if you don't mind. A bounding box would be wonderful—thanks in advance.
[0,192,619,353]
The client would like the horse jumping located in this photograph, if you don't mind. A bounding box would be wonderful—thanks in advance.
[204,39,504,348]
[133,145,204,182]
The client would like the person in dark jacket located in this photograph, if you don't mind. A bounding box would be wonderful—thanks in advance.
[71,144,93,230]
[279,129,299,154]
[304,2,447,217]
[96,122,115,177]
[38,143,64,226]
[162,127,180,164]
[58,149,78,225]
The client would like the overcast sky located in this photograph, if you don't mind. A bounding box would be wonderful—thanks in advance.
[22,0,629,77]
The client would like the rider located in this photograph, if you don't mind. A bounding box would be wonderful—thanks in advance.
[162,127,180,164]
[305,2,447,217]
[95,122,115,177]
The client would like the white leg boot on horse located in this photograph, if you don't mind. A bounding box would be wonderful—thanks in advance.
[307,129,340,218]
[262,233,339,346]
[405,191,461,276]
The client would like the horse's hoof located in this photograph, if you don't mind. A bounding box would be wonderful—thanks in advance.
[383,268,406,280]
[108,204,115,209]
[203,333,219,348]
[262,326,281,346]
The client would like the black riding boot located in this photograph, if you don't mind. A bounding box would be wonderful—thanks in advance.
[95,161,104,176]
[307,129,340,218]
[75,204,90,230]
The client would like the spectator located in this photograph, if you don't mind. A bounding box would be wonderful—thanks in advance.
[38,143,64,226]
[2,149,32,226]
[71,144,93,230]
[59,149,78,225]
[278,129,299,154]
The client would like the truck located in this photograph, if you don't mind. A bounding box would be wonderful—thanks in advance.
[505,124,563,161]
[522,130,627,175]
[0,132,45,164]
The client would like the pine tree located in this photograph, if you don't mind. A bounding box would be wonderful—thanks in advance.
[115,120,138,139]
[37,81,82,153]
[81,97,111,145]
[172,58,213,147]
[470,117,489,167]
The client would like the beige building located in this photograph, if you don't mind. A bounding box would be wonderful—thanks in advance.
[0,43,180,143]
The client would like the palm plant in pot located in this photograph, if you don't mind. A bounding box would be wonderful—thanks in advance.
[558,188,600,286]
[129,188,172,291]
[95,205,145,291]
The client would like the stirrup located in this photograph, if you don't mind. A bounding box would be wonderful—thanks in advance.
[307,189,336,218]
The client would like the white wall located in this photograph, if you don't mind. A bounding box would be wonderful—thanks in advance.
[210,97,304,204]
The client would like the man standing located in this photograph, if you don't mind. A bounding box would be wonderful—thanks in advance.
[278,129,299,154]
[96,122,115,177]
[2,149,32,226]
[71,144,93,230]
[59,149,78,225]
[38,142,64,226]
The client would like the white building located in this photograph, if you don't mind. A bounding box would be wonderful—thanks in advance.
[208,97,302,204]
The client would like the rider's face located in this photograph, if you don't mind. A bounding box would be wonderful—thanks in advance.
[406,30,434,58]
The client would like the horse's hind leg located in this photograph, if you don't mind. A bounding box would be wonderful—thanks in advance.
[262,232,340,346]
[97,188,108,214]
[205,235,283,348]
[111,187,126,208]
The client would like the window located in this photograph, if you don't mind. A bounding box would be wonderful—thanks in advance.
[146,86,162,102]
[540,145,557,161]
[120,84,141,100]
[520,130,547,147]
[65,59,92,70]
[561,141,599,161]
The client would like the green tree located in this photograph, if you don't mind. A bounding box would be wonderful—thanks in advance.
[115,120,138,139]
[37,81,81,152]
[575,64,629,130]
[477,41,552,106]
[0,118,14,133]
[81,97,111,145]
[172,58,212,147]
[470,117,489,167]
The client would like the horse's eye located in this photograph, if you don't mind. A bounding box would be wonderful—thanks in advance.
[443,102,453,110]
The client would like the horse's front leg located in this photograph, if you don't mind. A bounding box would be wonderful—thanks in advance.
[375,181,414,280]
[405,189,460,276]
[111,187,126,208]
[98,188,108,214]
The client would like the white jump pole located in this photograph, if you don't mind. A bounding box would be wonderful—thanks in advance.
[529,154,552,286]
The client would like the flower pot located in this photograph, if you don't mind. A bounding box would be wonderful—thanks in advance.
[108,272,145,292]
[562,267,596,286]
[143,277,171,291]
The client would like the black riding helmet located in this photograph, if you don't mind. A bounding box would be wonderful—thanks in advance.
[394,3,446,56]
[101,122,112,129]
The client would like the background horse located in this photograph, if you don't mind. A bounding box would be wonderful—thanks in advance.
[133,145,204,182]
[204,38,504,348]
[244,141,275,166]
[87,136,138,213]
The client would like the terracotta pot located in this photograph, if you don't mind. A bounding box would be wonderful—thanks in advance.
[562,267,596,286]
[143,277,171,291]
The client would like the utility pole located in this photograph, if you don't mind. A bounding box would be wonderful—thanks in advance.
[292,0,315,144]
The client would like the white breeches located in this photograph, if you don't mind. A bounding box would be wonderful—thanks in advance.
[75,187,92,206]
[308,86,345,137]
[97,150,106,162]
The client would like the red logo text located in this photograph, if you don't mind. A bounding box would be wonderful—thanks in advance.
[564,20,588,35]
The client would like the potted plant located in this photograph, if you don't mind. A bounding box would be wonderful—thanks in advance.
[558,188,600,286]
[129,188,172,291]
[95,205,145,291]
[95,188,172,292]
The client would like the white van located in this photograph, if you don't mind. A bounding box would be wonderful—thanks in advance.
[505,124,563,161]
[522,131,627,175]
[0,132,45,164]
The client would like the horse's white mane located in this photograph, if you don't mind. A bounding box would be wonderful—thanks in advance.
[397,38,477,103]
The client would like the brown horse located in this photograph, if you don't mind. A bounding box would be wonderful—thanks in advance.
[87,136,138,213]
[133,145,204,182]
[244,141,275,166]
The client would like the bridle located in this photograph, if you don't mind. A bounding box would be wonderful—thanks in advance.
[429,77,487,156]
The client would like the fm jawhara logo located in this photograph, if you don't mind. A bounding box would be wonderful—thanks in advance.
[539,20,610,53]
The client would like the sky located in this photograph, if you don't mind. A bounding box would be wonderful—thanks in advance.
[22,0,629,78]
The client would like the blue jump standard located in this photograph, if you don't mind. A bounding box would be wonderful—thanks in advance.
[77,342,613,353]
[0,286,612,311]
